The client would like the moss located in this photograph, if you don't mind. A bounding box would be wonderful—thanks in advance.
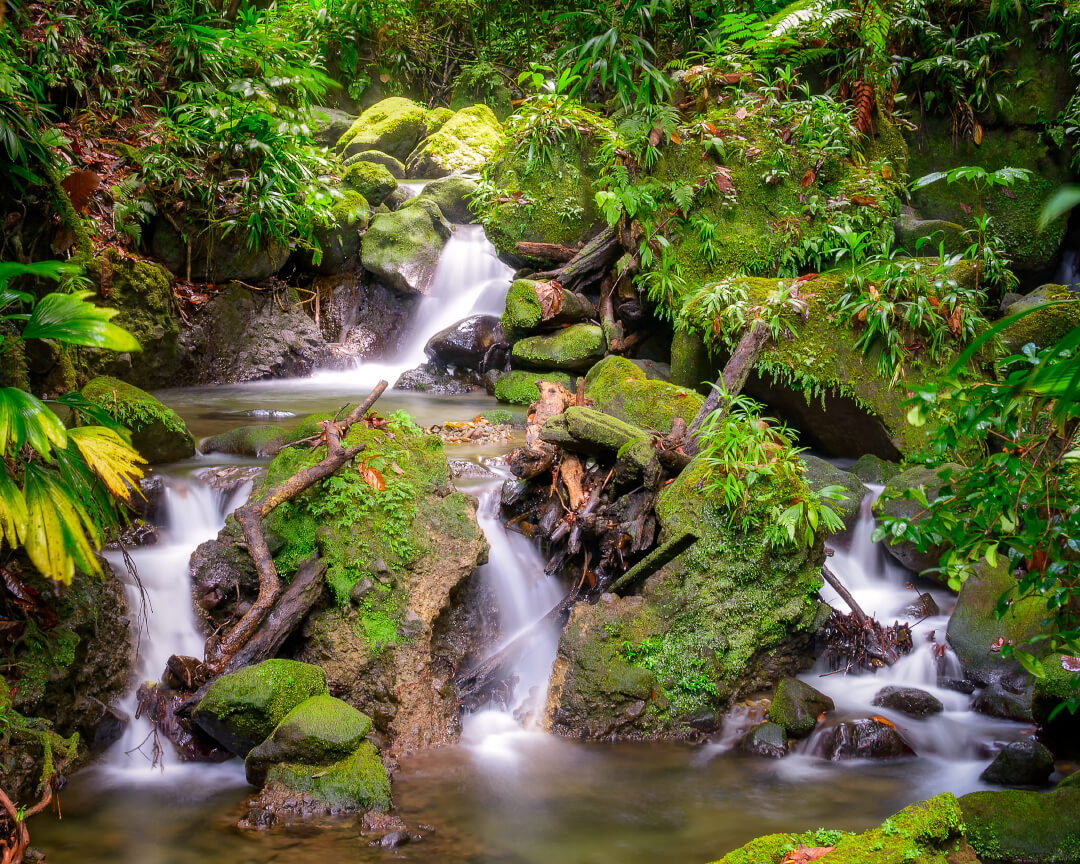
[342,160,397,206]
[192,659,328,756]
[960,788,1080,863]
[266,740,391,812]
[0,330,29,389]
[81,375,195,464]
[450,79,514,121]
[670,327,713,393]
[558,406,650,452]
[584,356,704,434]
[200,424,289,458]
[416,174,478,223]
[480,408,515,425]
[494,369,576,405]
[500,278,544,340]
[336,97,430,162]
[1001,284,1080,353]
[360,198,451,294]
[1032,653,1080,725]
[343,149,406,178]
[767,676,834,738]
[511,324,605,372]
[406,104,504,177]
[424,106,455,136]
[852,453,903,484]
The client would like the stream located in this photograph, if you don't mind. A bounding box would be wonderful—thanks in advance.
[28,224,1036,863]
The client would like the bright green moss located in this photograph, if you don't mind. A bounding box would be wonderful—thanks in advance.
[342,160,397,206]
[200,424,289,458]
[961,788,1080,863]
[584,356,704,434]
[501,279,544,340]
[1001,284,1080,353]
[511,324,605,372]
[405,104,504,176]
[493,369,575,405]
[336,97,430,162]
[266,740,391,812]
[81,375,195,463]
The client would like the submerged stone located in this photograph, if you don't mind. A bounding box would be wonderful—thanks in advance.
[738,721,787,758]
[820,718,915,760]
[264,740,391,813]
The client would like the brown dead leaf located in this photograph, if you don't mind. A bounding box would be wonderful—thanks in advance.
[781,844,835,864]
[869,715,895,729]
[1062,656,1080,673]
[850,194,877,206]
[358,460,386,491]
[649,125,663,147]
[734,107,748,120]
[670,131,682,145]
[714,167,736,195]
[61,169,101,211]
[801,169,816,188]
[535,280,564,320]
[973,122,983,145]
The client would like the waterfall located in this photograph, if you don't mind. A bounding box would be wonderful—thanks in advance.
[98,473,250,784]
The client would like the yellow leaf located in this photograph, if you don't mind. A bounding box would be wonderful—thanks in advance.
[23,465,102,584]
[0,468,28,546]
[67,426,146,502]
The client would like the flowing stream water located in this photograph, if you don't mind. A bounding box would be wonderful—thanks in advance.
[27,230,1037,863]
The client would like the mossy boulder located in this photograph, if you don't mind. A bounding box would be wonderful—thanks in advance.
[192,659,328,756]
[980,739,1055,786]
[361,199,452,294]
[542,406,650,453]
[894,209,967,255]
[200,424,289,459]
[767,676,834,738]
[342,160,398,206]
[500,278,544,340]
[852,453,903,485]
[1001,284,1080,354]
[264,740,391,812]
[416,174,478,224]
[545,456,828,740]
[1032,653,1080,734]
[309,105,357,147]
[245,694,373,786]
[404,104,503,178]
[493,369,575,405]
[344,149,406,178]
[800,455,866,527]
[337,97,430,162]
[511,324,605,372]
[960,787,1080,863]
[449,78,514,121]
[947,562,1052,688]
[875,463,962,577]
[712,793,969,864]
[150,217,288,284]
[424,106,455,136]
[81,252,183,389]
[584,356,705,435]
[308,189,370,275]
[81,376,195,464]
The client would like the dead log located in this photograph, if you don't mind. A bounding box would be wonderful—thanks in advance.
[534,226,621,294]
[508,380,576,480]
[515,240,579,264]
[821,561,868,626]
[609,530,699,594]
[560,455,586,510]
[684,321,772,457]
[207,381,387,670]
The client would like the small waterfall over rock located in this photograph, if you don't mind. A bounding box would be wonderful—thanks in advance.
[99,472,250,783]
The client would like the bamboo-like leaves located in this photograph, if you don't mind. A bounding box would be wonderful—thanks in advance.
[67,426,146,502]
[21,291,141,352]
[22,464,103,584]
[0,387,67,459]
[0,467,28,547]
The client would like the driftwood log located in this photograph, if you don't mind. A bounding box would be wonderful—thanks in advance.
[515,240,579,264]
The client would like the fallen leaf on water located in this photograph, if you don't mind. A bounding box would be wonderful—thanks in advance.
[870,715,895,729]
[781,844,835,864]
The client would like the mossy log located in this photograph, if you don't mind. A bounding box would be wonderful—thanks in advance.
[534,226,621,294]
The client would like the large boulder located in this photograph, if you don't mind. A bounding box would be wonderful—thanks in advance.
[404,104,503,178]
[820,718,915,760]
[768,677,834,738]
[342,160,398,206]
[875,463,962,577]
[1001,284,1080,354]
[180,283,331,384]
[493,369,576,406]
[344,149,406,178]
[1032,653,1080,746]
[81,376,196,464]
[337,97,431,162]
[800,455,866,527]
[583,356,704,435]
[192,659,328,756]
[424,315,501,370]
[309,105,357,147]
[150,218,288,284]
[361,199,452,294]
[416,174,479,224]
[872,686,944,718]
[262,741,391,813]
[307,189,369,275]
[245,694,373,786]
[500,278,595,342]
[512,324,605,372]
[960,787,1080,863]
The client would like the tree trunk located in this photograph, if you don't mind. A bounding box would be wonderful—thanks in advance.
[515,241,579,264]
[534,226,621,294]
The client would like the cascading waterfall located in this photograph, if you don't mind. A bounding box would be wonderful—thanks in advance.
[99,471,251,784]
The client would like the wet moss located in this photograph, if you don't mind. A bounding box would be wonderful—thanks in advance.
[342,161,397,206]
[1001,284,1080,353]
[584,356,704,434]
[960,788,1080,863]
[200,424,289,458]
[501,279,544,341]
[405,104,503,177]
[337,97,430,162]
[81,375,195,464]
[265,740,391,812]
[494,369,575,406]
[511,324,605,372]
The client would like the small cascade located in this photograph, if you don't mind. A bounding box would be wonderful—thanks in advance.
[99,472,251,783]
[314,224,513,390]
[460,472,565,748]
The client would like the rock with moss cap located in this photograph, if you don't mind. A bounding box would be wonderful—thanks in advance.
[342,160,398,206]
[493,369,575,406]
[263,740,391,813]
[200,425,289,459]
[337,97,430,162]
[800,455,865,527]
[768,676,834,738]
[712,793,971,864]
[416,174,478,224]
[405,104,503,178]
[361,199,452,294]
[424,106,454,136]
[583,356,704,435]
[512,324,605,372]
[738,721,787,758]
[1001,284,1080,354]
[192,659,328,756]
[960,787,1080,863]
[81,376,195,464]
[344,149,406,178]
[449,78,513,121]
[1032,653,1080,741]
[245,694,374,786]
[306,189,370,275]
[875,463,961,577]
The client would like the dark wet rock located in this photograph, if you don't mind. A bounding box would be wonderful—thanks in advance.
[82,376,196,464]
[150,217,288,284]
[380,830,410,848]
[981,739,1055,786]
[132,474,166,523]
[940,677,977,695]
[321,277,418,363]
[768,677,834,738]
[181,284,331,384]
[193,465,264,497]
[876,463,958,577]
[902,592,940,619]
[394,363,485,395]
[425,315,503,370]
[972,682,1035,722]
[305,189,369,275]
[799,455,867,528]
[821,719,915,760]
[310,105,357,147]
[448,459,497,479]
[88,705,129,752]
[136,684,232,763]
[961,786,1080,864]
[738,722,787,758]
[872,685,944,717]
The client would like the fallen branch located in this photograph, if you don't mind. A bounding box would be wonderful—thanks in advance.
[609,530,699,594]
[515,240,579,264]
[534,226,621,294]
[821,561,868,626]
[207,381,387,670]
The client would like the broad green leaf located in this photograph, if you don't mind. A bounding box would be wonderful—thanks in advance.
[1013,649,1046,679]
[0,467,28,546]
[984,542,999,568]
[67,426,146,502]
[0,388,67,459]
[21,291,141,352]
[1038,185,1080,230]
[0,260,72,284]
[22,464,103,584]
[911,171,947,190]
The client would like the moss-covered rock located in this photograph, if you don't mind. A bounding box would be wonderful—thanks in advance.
[361,199,452,295]
[424,106,455,136]
[1001,284,1080,354]
[493,369,576,405]
[583,356,704,435]
[149,217,288,284]
[876,463,961,576]
[543,406,650,453]
[511,324,605,372]
[767,676,834,738]
[1032,653,1080,731]
[713,793,969,864]
[800,455,865,526]
[200,425,289,459]
[192,659,328,756]
[309,105,357,147]
[245,694,373,786]
[738,721,787,758]
[500,278,544,340]
[344,149,406,178]
[545,456,828,740]
[264,740,391,812]
[851,453,903,485]
[960,787,1080,863]
[81,376,195,464]
[405,104,503,178]
[416,174,478,224]
[342,160,398,206]
[308,189,370,275]
[337,97,430,162]
[449,78,514,122]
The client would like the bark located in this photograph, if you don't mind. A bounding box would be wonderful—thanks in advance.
[207,381,387,669]
[609,530,699,594]
[507,380,576,480]
[0,787,28,864]
[684,321,772,457]
[560,455,586,510]
[534,226,621,294]
[821,561,868,626]
[515,240,579,264]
